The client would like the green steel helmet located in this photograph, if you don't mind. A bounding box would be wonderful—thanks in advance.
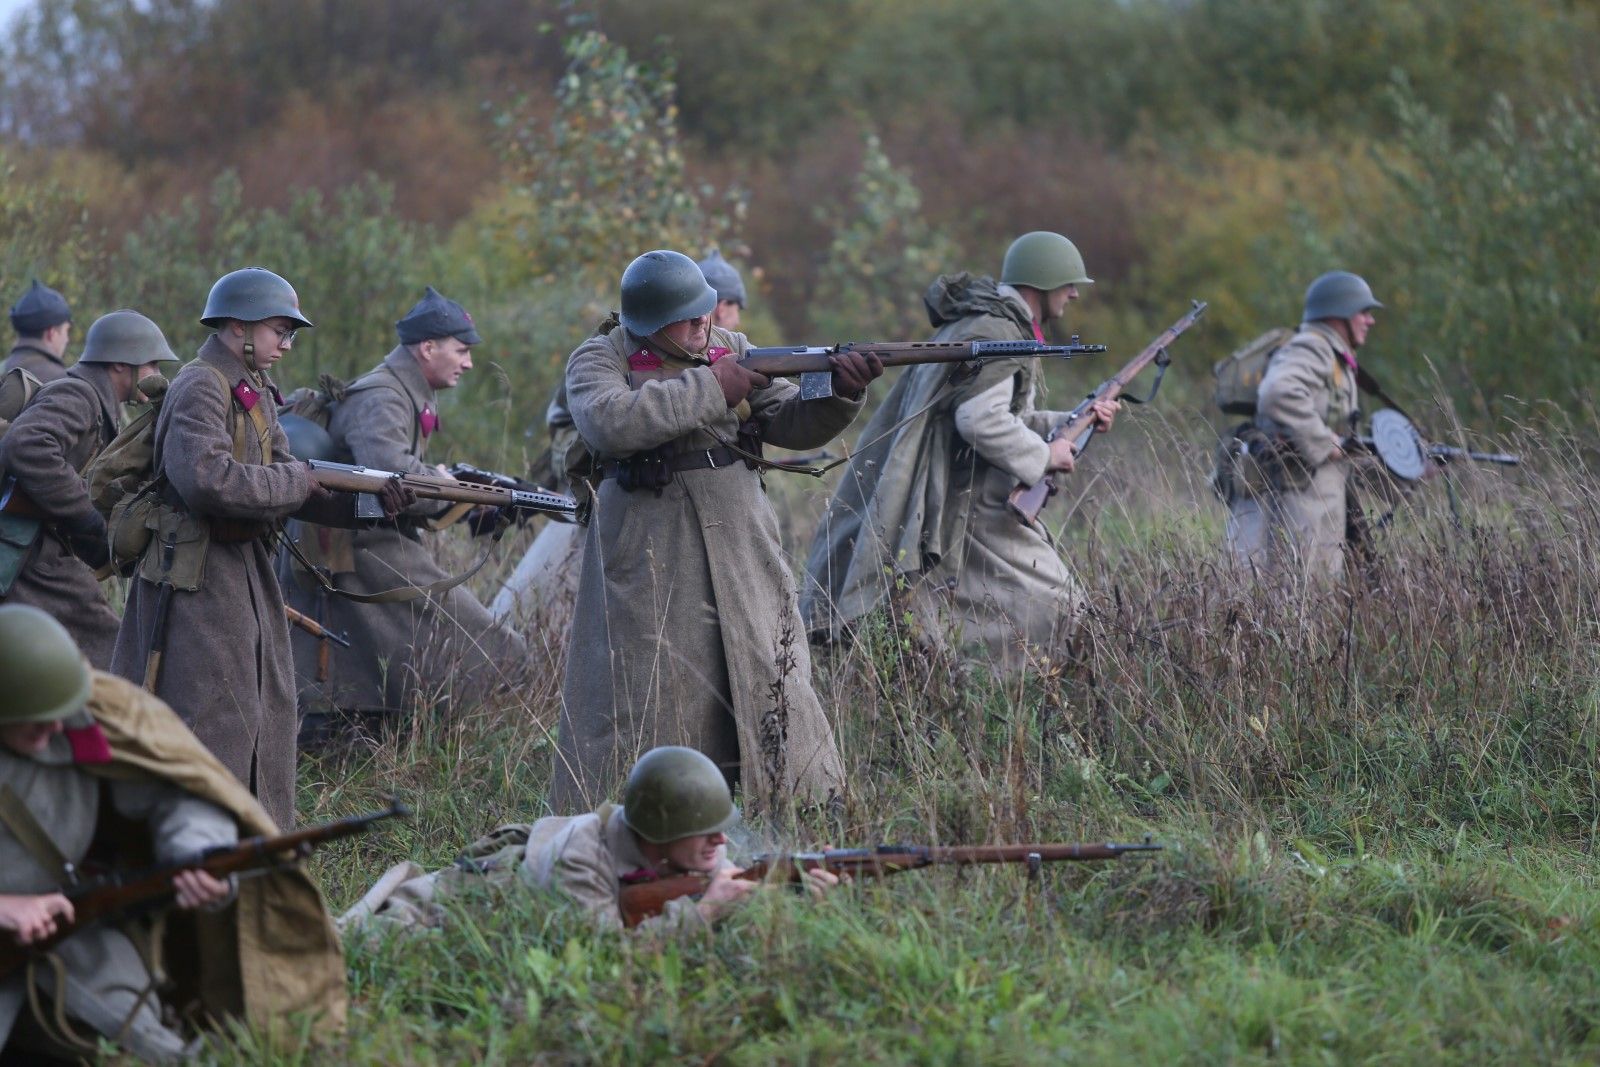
[618,250,718,337]
[78,309,179,365]
[1000,231,1094,290]
[1303,271,1383,322]
[0,605,94,725]
[200,267,313,329]
[620,746,738,844]
[279,413,339,462]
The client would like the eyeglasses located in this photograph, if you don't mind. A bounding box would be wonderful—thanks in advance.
[264,323,299,347]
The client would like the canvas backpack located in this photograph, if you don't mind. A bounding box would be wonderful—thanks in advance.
[1212,327,1293,417]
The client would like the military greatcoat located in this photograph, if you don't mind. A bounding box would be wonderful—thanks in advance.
[112,335,354,828]
[1226,321,1360,578]
[286,347,527,714]
[550,324,859,814]
[0,364,122,665]
[802,275,1083,665]
[1,341,67,384]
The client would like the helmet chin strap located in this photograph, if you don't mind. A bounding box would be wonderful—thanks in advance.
[649,325,710,363]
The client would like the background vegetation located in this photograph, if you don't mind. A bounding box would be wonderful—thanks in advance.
[3,0,1598,1061]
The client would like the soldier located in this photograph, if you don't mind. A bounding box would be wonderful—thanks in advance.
[343,746,840,933]
[550,250,881,813]
[1225,271,1382,579]
[698,249,746,332]
[0,606,346,1062]
[286,286,528,726]
[111,268,408,829]
[0,311,178,666]
[802,231,1117,666]
[4,279,73,384]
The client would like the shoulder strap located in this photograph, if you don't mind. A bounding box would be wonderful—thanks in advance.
[192,361,269,462]
[0,783,70,877]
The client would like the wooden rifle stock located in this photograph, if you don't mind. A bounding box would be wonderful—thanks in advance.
[1008,301,1207,524]
[308,460,578,518]
[618,839,1161,928]
[0,802,410,980]
[284,604,350,648]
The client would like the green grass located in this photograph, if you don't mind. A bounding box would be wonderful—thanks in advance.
[203,427,1600,1065]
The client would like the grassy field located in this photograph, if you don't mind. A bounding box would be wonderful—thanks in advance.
[210,416,1599,1065]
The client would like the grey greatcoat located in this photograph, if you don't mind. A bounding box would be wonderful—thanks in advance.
[0,364,121,665]
[0,728,237,1062]
[1226,321,1361,579]
[550,324,859,814]
[111,335,354,828]
[285,347,527,714]
[2,341,67,384]
[802,275,1084,665]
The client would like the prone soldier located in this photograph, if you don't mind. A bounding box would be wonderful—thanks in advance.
[4,279,73,385]
[0,311,178,666]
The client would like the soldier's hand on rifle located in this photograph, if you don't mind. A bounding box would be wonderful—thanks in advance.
[1090,397,1121,433]
[467,504,510,537]
[0,892,75,945]
[695,865,759,923]
[709,358,769,409]
[376,476,415,520]
[828,350,884,400]
[172,869,233,911]
[802,846,851,898]
[1047,436,1078,474]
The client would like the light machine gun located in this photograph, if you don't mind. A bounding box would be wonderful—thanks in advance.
[1351,408,1520,482]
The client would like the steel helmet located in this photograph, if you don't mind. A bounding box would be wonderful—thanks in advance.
[1000,231,1094,290]
[618,251,718,337]
[0,605,94,725]
[200,267,313,329]
[78,309,179,365]
[1303,271,1383,322]
[696,250,747,307]
[620,746,739,844]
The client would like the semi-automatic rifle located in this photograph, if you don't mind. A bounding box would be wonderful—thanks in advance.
[618,839,1162,927]
[308,460,578,522]
[447,463,577,526]
[739,338,1106,400]
[1008,302,1207,524]
[0,801,409,980]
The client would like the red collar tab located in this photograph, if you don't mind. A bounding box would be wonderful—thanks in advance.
[628,348,663,371]
[65,722,113,765]
[418,405,439,438]
[707,346,732,363]
[232,380,260,411]
[1031,320,1046,343]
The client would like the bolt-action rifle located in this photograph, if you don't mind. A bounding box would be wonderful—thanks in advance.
[739,338,1106,400]
[307,460,578,522]
[618,839,1162,927]
[1008,301,1207,524]
[0,801,410,981]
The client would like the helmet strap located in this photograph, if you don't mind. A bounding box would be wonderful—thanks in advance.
[649,327,710,364]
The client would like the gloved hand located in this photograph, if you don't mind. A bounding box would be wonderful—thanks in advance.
[377,476,416,520]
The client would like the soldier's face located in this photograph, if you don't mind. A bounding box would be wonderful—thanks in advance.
[661,830,728,874]
[236,318,298,370]
[1043,284,1080,323]
[711,300,742,331]
[658,314,710,354]
[0,720,64,756]
[1346,310,1376,349]
[417,338,474,389]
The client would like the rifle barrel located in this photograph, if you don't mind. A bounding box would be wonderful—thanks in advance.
[740,339,1103,377]
[308,460,577,516]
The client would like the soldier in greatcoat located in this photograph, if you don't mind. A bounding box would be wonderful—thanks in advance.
[550,250,881,814]
[111,268,408,829]
[287,287,528,723]
[802,232,1117,667]
[1225,271,1382,579]
[0,606,346,1062]
[4,279,73,384]
[0,311,178,666]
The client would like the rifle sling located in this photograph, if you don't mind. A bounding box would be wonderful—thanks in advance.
[278,523,501,605]
[0,784,71,877]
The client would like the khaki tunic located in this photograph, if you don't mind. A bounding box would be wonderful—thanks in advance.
[2,341,67,384]
[112,335,353,828]
[286,347,527,714]
[1227,321,1360,579]
[0,364,121,665]
[551,324,860,814]
[1,671,347,1058]
[802,278,1083,665]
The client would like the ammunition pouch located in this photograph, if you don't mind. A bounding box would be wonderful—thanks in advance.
[136,501,211,592]
[0,513,42,595]
[601,424,764,493]
[1213,423,1313,502]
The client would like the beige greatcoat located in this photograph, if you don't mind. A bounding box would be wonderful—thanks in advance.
[1226,321,1360,579]
[802,275,1083,665]
[285,347,528,714]
[112,335,354,829]
[2,341,67,384]
[0,364,121,665]
[550,324,860,814]
[1,671,345,1060]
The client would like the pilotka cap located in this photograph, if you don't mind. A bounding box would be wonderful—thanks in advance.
[396,286,482,346]
[9,279,72,334]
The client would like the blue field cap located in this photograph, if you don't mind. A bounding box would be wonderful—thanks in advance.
[396,286,482,345]
[9,279,71,334]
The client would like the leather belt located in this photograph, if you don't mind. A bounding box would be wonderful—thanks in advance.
[600,445,748,481]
